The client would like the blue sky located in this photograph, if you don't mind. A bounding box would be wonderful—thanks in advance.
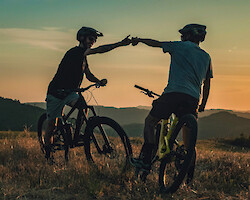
[0,0,250,110]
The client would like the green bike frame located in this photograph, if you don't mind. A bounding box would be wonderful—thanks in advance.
[158,114,180,160]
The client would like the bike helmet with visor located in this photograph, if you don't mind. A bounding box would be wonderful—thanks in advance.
[77,27,103,42]
[179,24,207,42]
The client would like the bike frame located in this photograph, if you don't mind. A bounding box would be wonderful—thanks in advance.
[134,85,182,162]
[133,85,197,192]
[60,93,90,139]
[157,115,180,160]
[55,88,111,152]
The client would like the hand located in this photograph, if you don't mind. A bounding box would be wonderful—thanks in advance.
[98,79,107,87]
[120,35,131,46]
[198,104,205,112]
[131,37,140,46]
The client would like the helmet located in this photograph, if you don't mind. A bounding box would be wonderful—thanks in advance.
[179,24,207,42]
[77,27,103,42]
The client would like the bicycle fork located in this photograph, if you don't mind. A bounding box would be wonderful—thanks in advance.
[90,123,113,155]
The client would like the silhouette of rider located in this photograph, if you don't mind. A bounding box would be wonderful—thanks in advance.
[44,27,131,160]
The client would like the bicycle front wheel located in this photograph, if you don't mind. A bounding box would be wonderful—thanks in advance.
[159,114,197,194]
[84,116,132,174]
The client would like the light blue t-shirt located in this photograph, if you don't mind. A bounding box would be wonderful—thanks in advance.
[162,41,213,100]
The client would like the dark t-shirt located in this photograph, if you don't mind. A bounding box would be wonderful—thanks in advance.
[47,46,88,99]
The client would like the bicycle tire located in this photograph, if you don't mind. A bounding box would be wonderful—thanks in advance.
[37,113,70,163]
[84,116,132,173]
[158,114,197,194]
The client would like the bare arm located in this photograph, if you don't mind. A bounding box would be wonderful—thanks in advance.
[198,78,211,112]
[85,66,107,86]
[85,66,100,83]
[132,37,162,48]
[84,35,131,56]
[199,61,213,112]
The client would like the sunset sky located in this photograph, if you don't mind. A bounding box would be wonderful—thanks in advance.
[0,0,250,110]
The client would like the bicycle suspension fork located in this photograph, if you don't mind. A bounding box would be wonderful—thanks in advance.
[86,107,112,153]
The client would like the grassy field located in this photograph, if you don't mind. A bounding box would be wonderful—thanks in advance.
[0,131,249,200]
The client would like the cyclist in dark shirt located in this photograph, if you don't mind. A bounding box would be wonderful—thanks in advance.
[45,27,131,160]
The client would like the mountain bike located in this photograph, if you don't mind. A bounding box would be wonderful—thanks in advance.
[133,85,197,194]
[37,83,132,171]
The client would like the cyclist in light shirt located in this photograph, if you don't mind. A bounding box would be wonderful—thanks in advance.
[131,24,213,180]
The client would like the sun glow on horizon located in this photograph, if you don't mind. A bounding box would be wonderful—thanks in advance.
[1,0,250,110]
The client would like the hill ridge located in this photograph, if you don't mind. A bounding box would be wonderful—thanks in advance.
[0,97,44,131]
[1,98,250,139]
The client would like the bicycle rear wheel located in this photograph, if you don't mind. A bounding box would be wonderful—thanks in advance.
[159,114,197,194]
[84,116,132,174]
[37,113,70,164]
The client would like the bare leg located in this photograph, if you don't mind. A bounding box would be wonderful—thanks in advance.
[182,126,190,150]
[140,114,161,164]
[182,125,197,184]
[44,118,55,158]
[144,114,161,144]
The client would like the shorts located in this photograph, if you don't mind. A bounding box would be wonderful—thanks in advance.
[149,92,199,120]
[46,92,79,120]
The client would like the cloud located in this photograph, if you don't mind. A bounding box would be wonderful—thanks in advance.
[0,27,75,51]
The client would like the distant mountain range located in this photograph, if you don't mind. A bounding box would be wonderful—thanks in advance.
[198,111,250,139]
[26,102,150,125]
[0,97,44,131]
[119,111,250,139]
[24,102,250,139]
[136,105,250,119]
[27,102,250,121]
[1,98,250,140]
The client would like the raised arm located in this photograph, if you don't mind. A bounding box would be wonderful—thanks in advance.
[132,37,162,48]
[84,35,131,56]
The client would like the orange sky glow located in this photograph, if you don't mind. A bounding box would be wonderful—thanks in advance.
[0,0,250,111]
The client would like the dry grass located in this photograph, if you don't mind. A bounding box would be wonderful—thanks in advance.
[0,132,249,200]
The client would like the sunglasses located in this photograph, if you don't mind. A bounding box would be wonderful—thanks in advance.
[88,36,97,42]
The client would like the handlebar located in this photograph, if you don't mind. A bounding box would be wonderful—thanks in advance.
[57,82,105,94]
[134,85,160,98]
[74,83,99,93]
[134,85,148,91]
